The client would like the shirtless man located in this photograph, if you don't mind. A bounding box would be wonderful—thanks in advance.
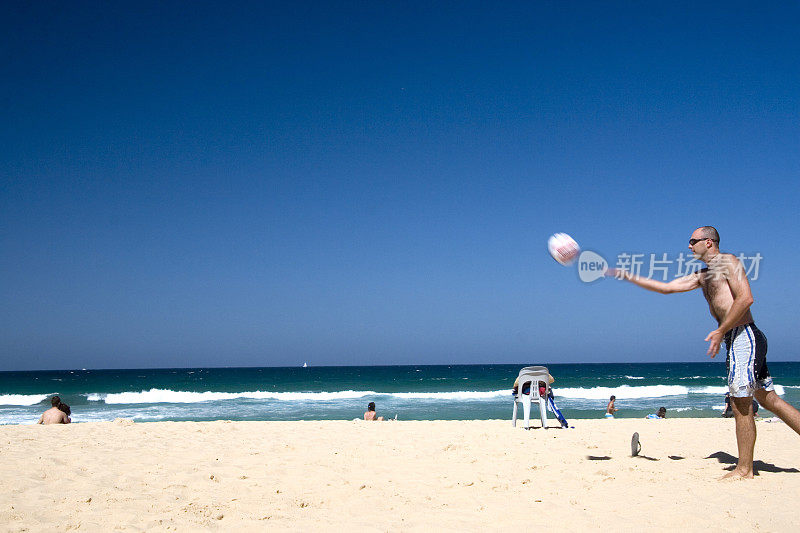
[607,226,800,479]
[38,395,70,425]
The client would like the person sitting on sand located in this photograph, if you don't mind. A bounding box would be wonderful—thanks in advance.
[364,402,384,421]
[721,393,734,418]
[605,395,618,418]
[646,407,667,419]
[38,395,70,424]
[58,403,72,423]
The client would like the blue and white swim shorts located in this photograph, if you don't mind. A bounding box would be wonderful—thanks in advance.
[725,323,774,398]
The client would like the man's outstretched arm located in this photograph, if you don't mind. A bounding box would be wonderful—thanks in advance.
[605,269,701,294]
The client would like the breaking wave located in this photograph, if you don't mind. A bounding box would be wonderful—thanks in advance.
[89,389,513,404]
[89,389,380,404]
[0,394,51,406]
[80,383,788,405]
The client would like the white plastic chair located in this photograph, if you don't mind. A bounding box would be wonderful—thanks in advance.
[512,367,550,429]
[521,366,548,374]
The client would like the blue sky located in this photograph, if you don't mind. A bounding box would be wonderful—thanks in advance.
[2,2,799,370]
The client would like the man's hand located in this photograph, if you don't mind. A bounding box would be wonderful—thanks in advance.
[705,329,724,357]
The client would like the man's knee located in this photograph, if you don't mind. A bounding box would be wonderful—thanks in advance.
[731,396,754,416]
[754,390,779,410]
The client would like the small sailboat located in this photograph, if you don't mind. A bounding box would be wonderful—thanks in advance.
[302,362,308,368]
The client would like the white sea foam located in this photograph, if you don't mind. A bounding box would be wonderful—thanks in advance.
[691,385,785,396]
[392,390,509,400]
[90,389,514,404]
[0,394,51,406]
[81,382,791,406]
[93,389,381,404]
[624,376,644,380]
[691,386,729,395]
[555,385,688,400]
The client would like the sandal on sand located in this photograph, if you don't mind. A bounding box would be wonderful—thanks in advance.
[631,432,641,457]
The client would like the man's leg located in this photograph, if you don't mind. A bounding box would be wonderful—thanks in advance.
[754,389,800,435]
[724,396,756,479]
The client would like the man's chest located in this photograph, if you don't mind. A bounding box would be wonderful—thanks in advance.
[700,276,732,302]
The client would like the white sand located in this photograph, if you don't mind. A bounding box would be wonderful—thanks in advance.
[2,418,798,531]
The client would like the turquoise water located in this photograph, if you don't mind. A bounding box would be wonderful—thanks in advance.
[2,362,799,424]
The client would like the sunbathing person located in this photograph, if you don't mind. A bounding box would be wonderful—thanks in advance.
[58,403,72,423]
[364,402,384,421]
[38,395,70,424]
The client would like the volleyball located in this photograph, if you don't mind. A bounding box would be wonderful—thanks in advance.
[547,233,580,265]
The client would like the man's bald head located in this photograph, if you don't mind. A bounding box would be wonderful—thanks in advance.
[695,226,720,244]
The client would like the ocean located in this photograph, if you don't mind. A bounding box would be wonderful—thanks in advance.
[2,362,799,425]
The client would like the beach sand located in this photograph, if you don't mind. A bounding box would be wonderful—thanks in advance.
[1,418,798,531]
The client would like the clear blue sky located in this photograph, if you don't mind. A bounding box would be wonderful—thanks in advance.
[2,2,799,370]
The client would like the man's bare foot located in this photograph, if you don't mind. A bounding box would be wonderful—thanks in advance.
[721,469,754,480]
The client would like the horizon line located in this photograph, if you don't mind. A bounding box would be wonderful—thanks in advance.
[5,360,800,373]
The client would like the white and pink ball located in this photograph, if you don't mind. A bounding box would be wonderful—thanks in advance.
[547,233,580,265]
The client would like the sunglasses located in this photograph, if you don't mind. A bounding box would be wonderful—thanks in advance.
[689,237,718,245]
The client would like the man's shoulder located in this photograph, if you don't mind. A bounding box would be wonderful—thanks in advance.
[714,254,748,277]
[711,253,746,268]
[705,254,743,277]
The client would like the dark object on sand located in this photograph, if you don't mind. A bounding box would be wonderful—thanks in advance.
[631,432,641,457]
